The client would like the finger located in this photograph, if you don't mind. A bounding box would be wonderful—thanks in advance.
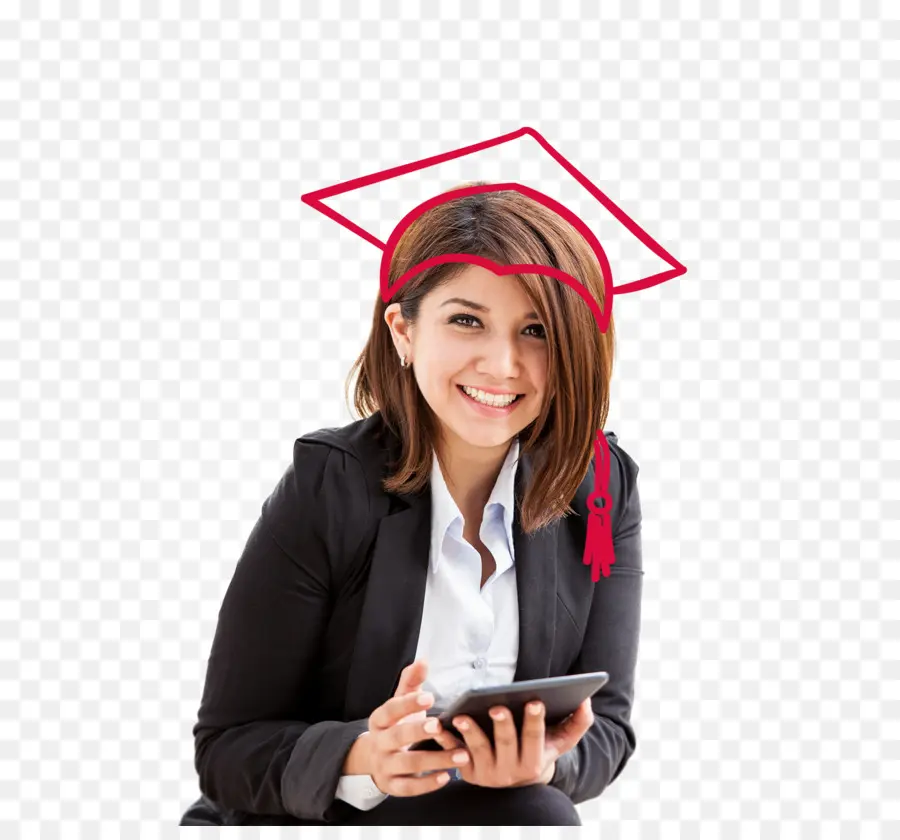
[552,698,594,733]
[394,659,429,698]
[489,706,518,776]
[431,727,466,752]
[575,698,595,730]
[392,713,445,751]
[429,727,472,781]
[520,701,546,773]
[452,714,492,766]
[546,699,593,755]
[393,743,470,776]
[371,689,435,732]
[385,769,454,797]
[395,708,427,728]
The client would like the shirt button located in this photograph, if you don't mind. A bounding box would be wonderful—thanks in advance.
[472,657,486,668]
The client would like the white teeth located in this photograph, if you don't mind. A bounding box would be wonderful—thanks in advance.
[461,385,518,407]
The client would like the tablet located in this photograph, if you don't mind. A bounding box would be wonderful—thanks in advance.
[409,670,608,751]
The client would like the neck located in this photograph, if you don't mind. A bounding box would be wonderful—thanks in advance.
[436,428,514,533]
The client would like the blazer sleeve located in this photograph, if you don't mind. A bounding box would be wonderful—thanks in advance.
[191,438,372,823]
[549,437,644,804]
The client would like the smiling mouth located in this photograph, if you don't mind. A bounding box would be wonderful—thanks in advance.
[457,384,525,406]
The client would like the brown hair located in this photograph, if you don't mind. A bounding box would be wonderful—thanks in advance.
[344,182,615,534]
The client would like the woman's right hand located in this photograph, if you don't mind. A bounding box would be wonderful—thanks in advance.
[365,659,471,797]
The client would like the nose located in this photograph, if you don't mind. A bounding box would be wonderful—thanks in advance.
[479,332,522,380]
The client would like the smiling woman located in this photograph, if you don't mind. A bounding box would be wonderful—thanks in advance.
[347,183,616,537]
[181,181,642,827]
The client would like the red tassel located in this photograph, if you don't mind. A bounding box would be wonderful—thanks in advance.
[584,429,616,582]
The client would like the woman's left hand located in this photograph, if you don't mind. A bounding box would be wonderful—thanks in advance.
[429,698,593,788]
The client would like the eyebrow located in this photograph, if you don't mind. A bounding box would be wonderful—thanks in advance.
[440,297,539,320]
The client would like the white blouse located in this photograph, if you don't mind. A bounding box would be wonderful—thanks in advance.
[334,437,521,810]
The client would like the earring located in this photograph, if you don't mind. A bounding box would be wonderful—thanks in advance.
[400,354,409,368]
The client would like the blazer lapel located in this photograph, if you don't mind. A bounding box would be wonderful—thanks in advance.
[343,429,560,720]
[343,482,433,721]
[511,449,559,684]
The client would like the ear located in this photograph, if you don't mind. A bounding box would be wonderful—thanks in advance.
[384,303,413,356]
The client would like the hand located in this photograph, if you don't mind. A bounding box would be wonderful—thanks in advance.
[429,697,594,789]
[364,659,473,797]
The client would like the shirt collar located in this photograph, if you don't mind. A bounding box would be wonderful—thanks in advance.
[430,437,520,574]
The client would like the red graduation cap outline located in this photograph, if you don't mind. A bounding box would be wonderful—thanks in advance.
[302,126,686,582]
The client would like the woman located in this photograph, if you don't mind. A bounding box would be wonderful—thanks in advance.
[180,186,644,825]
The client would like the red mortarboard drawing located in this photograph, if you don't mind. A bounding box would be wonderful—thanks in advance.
[302,126,686,582]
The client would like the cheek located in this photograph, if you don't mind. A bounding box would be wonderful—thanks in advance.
[423,343,469,381]
[527,349,549,391]
[412,356,458,402]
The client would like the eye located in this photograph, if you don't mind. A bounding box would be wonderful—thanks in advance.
[448,314,481,329]
[524,323,547,340]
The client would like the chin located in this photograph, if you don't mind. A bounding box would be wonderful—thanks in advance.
[460,430,516,449]
[447,417,528,449]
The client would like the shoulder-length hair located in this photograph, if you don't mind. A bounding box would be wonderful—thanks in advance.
[345,182,615,535]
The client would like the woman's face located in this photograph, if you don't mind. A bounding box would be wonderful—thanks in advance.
[385,265,549,456]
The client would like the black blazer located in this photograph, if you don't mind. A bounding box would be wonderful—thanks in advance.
[182,411,643,825]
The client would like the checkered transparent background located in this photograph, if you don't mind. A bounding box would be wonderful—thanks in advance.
[1,1,895,836]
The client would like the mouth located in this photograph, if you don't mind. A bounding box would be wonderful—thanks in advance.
[456,384,525,415]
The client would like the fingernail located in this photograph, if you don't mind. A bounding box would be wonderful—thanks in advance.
[437,773,450,784]
[453,751,469,763]
[490,709,505,720]
[528,703,542,715]
[424,718,439,733]
[417,692,433,706]
[454,718,468,730]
